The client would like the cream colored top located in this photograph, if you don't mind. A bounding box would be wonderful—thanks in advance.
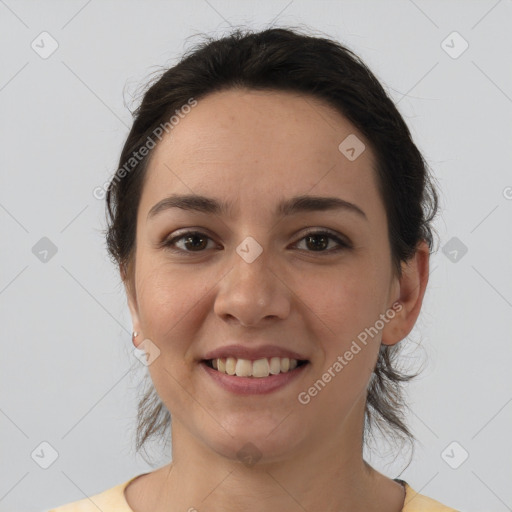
[48,474,460,511]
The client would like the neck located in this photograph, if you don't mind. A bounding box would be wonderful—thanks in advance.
[137,399,405,512]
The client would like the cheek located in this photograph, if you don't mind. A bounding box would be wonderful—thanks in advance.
[135,262,209,354]
[295,260,387,396]
[137,265,208,416]
[297,262,384,339]
[297,271,380,412]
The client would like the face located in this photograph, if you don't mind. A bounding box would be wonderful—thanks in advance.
[125,89,410,463]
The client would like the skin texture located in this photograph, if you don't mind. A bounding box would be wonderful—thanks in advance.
[123,89,430,512]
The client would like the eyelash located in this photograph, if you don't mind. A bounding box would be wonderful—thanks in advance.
[161,229,351,255]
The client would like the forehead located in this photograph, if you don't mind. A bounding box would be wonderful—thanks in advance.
[140,88,381,220]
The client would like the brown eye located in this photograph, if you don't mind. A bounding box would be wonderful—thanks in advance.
[163,231,215,252]
[161,229,350,255]
[295,230,350,253]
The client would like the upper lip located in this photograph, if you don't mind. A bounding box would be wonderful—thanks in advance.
[202,344,309,361]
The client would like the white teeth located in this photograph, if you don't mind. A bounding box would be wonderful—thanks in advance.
[269,357,281,375]
[209,356,303,377]
[252,358,270,378]
[225,357,236,375]
[235,358,252,377]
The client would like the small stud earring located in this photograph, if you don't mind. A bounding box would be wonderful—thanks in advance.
[133,331,139,338]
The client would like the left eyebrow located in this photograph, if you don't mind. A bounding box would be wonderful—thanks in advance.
[146,193,368,222]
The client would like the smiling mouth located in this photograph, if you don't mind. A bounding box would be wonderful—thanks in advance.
[202,357,309,378]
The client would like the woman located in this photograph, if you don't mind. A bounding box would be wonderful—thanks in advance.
[50,27,459,511]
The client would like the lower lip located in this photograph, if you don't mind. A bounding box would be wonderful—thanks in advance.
[200,361,309,395]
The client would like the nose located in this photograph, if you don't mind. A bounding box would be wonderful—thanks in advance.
[213,249,291,327]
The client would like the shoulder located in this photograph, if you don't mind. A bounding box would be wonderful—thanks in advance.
[47,475,141,512]
[403,482,460,512]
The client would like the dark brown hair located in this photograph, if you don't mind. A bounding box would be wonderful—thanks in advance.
[104,26,440,463]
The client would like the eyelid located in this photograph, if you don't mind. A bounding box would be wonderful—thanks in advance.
[299,227,351,245]
[158,229,218,251]
[293,228,352,253]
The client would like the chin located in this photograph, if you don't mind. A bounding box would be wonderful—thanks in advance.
[204,420,306,466]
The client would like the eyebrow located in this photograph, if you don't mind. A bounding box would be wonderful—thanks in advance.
[146,194,367,221]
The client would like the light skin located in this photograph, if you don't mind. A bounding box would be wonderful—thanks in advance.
[122,88,430,512]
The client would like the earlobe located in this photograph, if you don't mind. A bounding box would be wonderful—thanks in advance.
[121,266,142,348]
[127,296,143,348]
[381,240,430,346]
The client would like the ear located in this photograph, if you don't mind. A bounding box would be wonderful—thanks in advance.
[381,240,430,346]
[121,264,143,349]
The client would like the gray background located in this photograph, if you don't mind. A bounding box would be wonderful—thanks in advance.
[1,1,511,511]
